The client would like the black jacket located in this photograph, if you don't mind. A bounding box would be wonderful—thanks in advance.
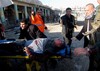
[61,14,75,29]
[19,24,47,40]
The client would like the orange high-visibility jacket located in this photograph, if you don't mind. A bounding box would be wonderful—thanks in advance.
[30,14,45,33]
[30,15,35,24]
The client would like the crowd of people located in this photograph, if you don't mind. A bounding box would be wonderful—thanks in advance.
[0,0,100,71]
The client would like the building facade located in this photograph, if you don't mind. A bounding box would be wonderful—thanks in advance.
[0,0,52,28]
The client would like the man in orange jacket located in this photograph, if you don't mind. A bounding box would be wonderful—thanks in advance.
[30,10,47,33]
[30,11,35,24]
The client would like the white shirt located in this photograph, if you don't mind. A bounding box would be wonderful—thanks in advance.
[25,38,47,53]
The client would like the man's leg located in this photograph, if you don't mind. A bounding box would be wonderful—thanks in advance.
[66,30,72,47]
[84,37,89,48]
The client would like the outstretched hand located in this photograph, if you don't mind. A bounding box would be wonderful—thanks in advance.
[82,31,90,36]
[71,37,77,41]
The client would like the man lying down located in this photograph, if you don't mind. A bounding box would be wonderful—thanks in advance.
[0,38,71,58]
[24,38,71,58]
[0,38,98,58]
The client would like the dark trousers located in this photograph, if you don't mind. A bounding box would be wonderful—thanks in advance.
[88,42,100,71]
[84,37,89,48]
[88,54,95,71]
[88,54,100,71]
[66,29,73,47]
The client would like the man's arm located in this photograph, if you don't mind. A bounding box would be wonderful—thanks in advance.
[75,22,87,40]
[75,28,84,40]
[83,21,100,36]
[83,27,97,36]
[73,16,77,29]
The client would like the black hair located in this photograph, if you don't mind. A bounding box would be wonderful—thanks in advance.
[20,19,29,25]
[66,7,72,11]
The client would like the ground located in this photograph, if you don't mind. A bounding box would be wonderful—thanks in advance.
[4,22,89,71]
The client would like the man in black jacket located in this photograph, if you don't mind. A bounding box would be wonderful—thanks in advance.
[19,19,47,40]
[61,8,76,46]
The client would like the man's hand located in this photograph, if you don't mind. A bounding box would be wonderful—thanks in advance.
[83,28,96,36]
[71,37,77,41]
[24,47,32,56]
[82,31,91,36]
[74,47,89,56]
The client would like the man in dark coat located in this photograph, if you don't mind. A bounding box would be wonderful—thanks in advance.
[73,3,100,71]
[61,7,76,46]
[72,3,96,48]
[83,0,100,43]
[19,19,47,40]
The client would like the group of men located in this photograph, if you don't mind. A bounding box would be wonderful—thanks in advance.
[0,0,100,70]
[0,9,71,57]
[18,10,48,40]
[60,0,100,71]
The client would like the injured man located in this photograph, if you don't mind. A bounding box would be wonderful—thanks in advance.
[24,38,71,57]
[0,38,93,58]
[0,38,71,57]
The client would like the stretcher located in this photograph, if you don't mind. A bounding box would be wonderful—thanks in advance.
[0,55,62,71]
[0,40,63,71]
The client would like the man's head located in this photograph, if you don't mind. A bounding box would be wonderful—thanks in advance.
[45,38,65,52]
[53,38,65,50]
[85,3,95,16]
[97,0,100,4]
[36,10,42,15]
[66,7,72,16]
[20,19,28,30]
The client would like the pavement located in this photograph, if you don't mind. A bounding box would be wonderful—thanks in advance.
[4,22,89,71]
